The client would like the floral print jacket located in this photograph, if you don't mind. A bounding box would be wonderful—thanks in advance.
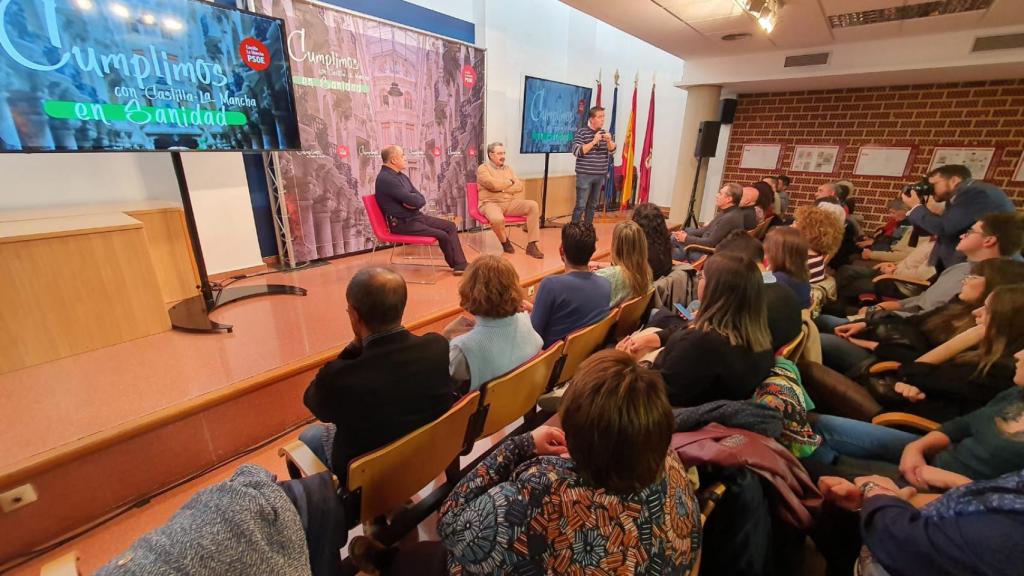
[438,433,701,575]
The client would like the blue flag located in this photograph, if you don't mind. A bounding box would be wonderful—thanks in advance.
[604,84,619,204]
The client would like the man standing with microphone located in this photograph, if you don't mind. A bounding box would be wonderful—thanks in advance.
[571,107,616,225]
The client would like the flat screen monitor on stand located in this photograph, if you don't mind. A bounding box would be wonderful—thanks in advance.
[0,0,305,332]
[519,76,593,227]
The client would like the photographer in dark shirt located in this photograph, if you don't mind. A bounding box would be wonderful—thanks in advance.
[903,164,1014,271]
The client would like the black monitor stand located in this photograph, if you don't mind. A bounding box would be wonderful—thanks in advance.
[167,152,306,333]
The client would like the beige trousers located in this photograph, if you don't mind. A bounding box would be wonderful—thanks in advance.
[479,199,540,243]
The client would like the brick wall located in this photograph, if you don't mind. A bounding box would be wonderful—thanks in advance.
[721,79,1024,229]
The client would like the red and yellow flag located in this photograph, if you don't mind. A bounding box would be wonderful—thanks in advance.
[619,79,638,210]
[638,82,655,203]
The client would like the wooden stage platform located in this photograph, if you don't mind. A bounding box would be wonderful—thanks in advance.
[0,222,615,564]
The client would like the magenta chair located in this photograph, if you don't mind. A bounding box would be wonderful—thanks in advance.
[466,182,527,251]
[361,194,442,284]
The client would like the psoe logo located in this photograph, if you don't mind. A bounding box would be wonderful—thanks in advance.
[240,37,271,71]
[461,65,477,89]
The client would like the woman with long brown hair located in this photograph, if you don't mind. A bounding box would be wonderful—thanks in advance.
[885,284,1024,421]
[596,220,653,306]
[631,203,674,280]
[764,226,812,308]
[619,251,774,406]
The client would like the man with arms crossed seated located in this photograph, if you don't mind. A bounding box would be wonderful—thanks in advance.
[375,145,468,275]
[475,142,544,258]
[671,182,747,261]
[299,267,455,481]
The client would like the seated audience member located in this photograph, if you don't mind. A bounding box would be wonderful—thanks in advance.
[774,174,793,220]
[814,470,1024,576]
[821,212,1024,328]
[437,350,700,575]
[97,465,344,576]
[444,255,542,392]
[529,222,611,348]
[375,145,467,274]
[300,268,455,478]
[739,185,760,229]
[837,231,936,303]
[752,180,776,222]
[860,199,909,252]
[806,283,1024,423]
[794,205,844,284]
[595,220,653,306]
[475,142,544,258]
[670,182,747,260]
[716,231,802,351]
[806,346,1024,485]
[764,226,812,308]
[631,202,674,280]
[817,196,860,268]
[821,258,1024,374]
[619,251,774,406]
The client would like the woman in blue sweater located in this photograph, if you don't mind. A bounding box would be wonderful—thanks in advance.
[444,255,542,392]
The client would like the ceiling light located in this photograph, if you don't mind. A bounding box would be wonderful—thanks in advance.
[74,0,94,10]
[758,11,777,33]
[109,2,130,18]
[162,17,183,31]
[141,13,156,25]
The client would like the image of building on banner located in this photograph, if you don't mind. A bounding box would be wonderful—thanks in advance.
[258,0,485,260]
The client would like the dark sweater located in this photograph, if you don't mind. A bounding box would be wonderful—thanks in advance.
[374,167,425,219]
[860,493,1024,576]
[890,360,1015,422]
[765,281,802,351]
[654,327,774,407]
[531,271,611,349]
[303,330,455,478]
[935,387,1024,480]
[772,271,811,309]
[683,206,747,250]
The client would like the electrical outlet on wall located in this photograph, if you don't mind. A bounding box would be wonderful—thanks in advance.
[0,483,38,513]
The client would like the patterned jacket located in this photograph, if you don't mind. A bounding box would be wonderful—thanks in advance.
[438,434,701,575]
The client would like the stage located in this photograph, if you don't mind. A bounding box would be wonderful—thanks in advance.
[0,221,616,563]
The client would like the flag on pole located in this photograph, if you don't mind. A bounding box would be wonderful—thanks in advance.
[595,71,602,107]
[604,71,619,205]
[619,76,638,210]
[638,81,655,203]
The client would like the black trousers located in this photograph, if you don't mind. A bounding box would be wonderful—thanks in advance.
[389,214,467,269]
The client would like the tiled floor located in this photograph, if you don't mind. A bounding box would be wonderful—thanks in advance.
[0,223,614,471]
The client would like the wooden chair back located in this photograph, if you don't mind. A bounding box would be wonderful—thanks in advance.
[478,342,565,439]
[777,330,805,360]
[346,391,480,524]
[614,289,655,341]
[556,309,621,386]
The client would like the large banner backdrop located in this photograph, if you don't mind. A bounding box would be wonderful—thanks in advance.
[257,0,485,261]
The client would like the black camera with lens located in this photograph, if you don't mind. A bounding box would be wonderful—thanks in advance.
[902,178,934,202]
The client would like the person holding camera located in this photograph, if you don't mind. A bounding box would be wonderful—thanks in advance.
[902,164,1015,271]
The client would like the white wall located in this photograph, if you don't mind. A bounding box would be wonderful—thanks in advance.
[475,0,687,208]
[0,154,181,210]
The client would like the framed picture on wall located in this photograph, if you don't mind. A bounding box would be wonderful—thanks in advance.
[853,146,915,178]
[789,144,842,175]
[928,147,1000,180]
[1013,153,1024,182]
[739,143,785,170]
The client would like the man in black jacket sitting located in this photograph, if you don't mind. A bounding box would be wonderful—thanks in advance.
[299,267,455,482]
[671,183,748,261]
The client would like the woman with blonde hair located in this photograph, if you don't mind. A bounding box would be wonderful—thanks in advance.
[444,255,542,391]
[596,220,653,306]
[794,205,844,283]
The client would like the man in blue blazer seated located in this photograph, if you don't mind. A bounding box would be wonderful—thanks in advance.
[903,163,1015,271]
[375,145,468,275]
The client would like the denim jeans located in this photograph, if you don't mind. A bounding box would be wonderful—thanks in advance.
[298,423,336,472]
[807,414,920,466]
[573,173,605,225]
[816,314,850,333]
[820,334,876,375]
